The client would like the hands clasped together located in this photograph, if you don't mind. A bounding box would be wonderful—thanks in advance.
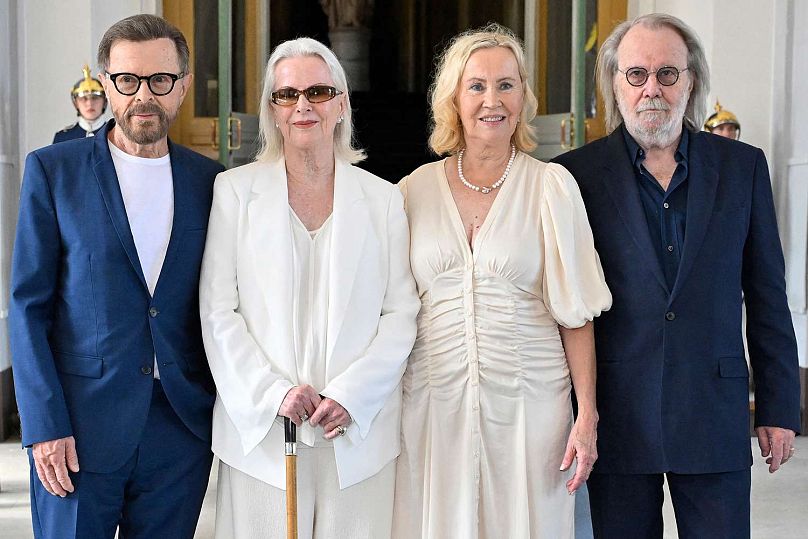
[279,384,352,440]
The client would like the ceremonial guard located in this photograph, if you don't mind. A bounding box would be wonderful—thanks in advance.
[53,64,107,143]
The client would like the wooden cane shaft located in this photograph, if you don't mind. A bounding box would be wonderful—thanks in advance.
[286,455,298,539]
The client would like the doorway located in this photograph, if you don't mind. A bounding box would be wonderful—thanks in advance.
[164,0,626,177]
[269,0,530,181]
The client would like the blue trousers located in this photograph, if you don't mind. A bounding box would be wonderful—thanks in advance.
[587,470,751,539]
[28,381,213,539]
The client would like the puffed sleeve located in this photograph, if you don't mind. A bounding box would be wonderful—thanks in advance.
[540,162,612,328]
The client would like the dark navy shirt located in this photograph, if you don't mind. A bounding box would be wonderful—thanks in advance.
[622,125,690,291]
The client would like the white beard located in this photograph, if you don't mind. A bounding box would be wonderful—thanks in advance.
[619,94,688,149]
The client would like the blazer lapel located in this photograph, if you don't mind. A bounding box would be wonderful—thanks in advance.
[248,160,297,382]
[670,136,719,300]
[91,120,149,292]
[600,130,669,295]
[152,141,193,299]
[325,161,368,364]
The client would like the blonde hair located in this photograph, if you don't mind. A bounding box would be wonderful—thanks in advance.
[428,23,538,156]
[256,37,365,163]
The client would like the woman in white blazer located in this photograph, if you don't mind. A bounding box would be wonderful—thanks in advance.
[199,37,420,539]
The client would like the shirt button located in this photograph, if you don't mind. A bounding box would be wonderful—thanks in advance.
[149,307,159,318]
[667,245,674,252]
[663,202,670,209]
[141,366,153,375]
[665,311,676,321]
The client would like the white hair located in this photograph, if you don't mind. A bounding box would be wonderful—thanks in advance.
[597,13,710,133]
[255,37,365,163]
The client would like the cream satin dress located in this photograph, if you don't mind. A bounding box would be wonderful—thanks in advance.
[392,154,611,539]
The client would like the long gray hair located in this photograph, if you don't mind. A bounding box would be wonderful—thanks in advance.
[596,13,710,133]
[256,37,365,163]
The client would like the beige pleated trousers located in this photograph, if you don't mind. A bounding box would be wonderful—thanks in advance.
[214,445,396,539]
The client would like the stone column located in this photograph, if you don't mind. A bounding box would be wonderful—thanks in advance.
[328,27,371,91]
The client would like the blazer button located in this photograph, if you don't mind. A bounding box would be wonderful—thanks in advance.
[665,311,676,321]
[141,366,153,375]
[149,307,159,318]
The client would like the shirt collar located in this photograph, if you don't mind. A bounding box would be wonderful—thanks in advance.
[622,123,690,169]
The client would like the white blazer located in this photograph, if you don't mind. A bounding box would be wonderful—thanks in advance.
[199,158,420,489]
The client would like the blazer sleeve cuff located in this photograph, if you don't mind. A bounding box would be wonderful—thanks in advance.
[319,386,371,440]
[237,379,296,455]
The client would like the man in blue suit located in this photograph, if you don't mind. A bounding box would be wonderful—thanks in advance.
[10,14,224,538]
[553,13,800,539]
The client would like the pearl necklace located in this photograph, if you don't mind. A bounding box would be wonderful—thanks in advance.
[457,144,517,194]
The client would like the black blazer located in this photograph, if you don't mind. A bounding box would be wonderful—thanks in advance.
[553,127,800,475]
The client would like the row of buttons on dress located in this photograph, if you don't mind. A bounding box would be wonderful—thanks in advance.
[463,260,482,487]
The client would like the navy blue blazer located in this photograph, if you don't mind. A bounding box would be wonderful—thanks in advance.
[553,127,800,475]
[10,120,224,473]
[53,122,103,144]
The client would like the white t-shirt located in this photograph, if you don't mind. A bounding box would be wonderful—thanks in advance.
[109,142,174,378]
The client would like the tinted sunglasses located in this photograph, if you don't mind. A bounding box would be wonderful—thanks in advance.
[271,85,343,106]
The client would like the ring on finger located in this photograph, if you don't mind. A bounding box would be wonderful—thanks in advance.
[299,412,309,421]
[335,425,347,436]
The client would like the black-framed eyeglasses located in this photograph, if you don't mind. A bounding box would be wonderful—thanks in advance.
[271,85,343,106]
[617,66,688,87]
[105,72,185,96]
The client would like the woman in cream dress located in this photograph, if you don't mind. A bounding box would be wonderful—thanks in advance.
[200,38,419,538]
[392,25,611,538]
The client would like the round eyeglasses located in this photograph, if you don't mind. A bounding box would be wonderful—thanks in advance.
[618,66,688,87]
[271,85,343,106]
[105,72,185,96]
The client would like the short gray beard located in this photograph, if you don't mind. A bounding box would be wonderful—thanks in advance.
[619,95,687,149]
[115,102,173,145]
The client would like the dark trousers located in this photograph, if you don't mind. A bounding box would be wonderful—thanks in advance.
[28,381,213,539]
[587,470,751,539]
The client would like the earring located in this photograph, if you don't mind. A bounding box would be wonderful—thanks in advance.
[337,116,344,124]
[275,123,279,128]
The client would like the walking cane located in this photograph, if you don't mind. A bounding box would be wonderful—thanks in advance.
[285,417,298,539]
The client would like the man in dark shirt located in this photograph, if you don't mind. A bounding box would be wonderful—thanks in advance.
[554,13,800,539]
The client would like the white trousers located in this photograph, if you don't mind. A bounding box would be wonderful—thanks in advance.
[215,445,396,539]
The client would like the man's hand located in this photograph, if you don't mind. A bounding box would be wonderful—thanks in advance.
[32,436,80,497]
[755,426,796,473]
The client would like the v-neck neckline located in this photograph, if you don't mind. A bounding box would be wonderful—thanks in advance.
[288,206,333,240]
[438,153,519,256]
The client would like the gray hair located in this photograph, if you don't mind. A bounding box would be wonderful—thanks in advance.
[256,37,365,163]
[98,14,189,75]
[596,13,710,133]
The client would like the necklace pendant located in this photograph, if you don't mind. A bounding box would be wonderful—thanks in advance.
[481,186,491,194]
